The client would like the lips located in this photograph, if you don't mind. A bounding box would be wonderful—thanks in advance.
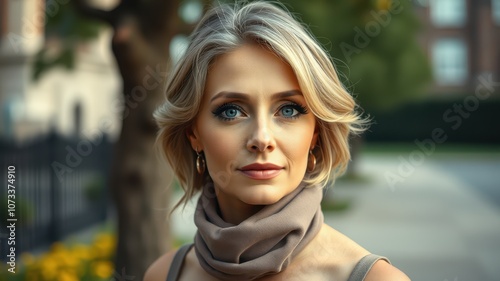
[238,163,283,180]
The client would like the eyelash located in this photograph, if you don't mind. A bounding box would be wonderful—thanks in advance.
[279,103,308,119]
[212,103,245,121]
[211,102,308,121]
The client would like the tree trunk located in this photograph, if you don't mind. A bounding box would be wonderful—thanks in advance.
[111,82,173,280]
[109,14,179,281]
[76,1,183,279]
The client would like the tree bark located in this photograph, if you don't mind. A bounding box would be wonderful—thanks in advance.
[77,0,183,279]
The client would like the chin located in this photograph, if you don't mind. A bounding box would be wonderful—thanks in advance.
[241,187,286,205]
[243,196,280,206]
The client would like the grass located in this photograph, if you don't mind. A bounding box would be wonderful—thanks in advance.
[336,172,372,184]
[321,198,351,213]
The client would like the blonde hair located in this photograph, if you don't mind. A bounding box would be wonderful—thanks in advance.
[154,1,365,209]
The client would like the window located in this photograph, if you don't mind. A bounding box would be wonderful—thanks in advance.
[432,38,468,85]
[430,0,467,27]
[493,0,500,25]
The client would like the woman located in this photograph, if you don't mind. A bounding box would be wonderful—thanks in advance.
[146,1,410,281]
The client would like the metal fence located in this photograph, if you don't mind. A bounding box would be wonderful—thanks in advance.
[0,131,112,261]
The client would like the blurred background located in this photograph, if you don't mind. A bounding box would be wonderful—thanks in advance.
[0,0,499,280]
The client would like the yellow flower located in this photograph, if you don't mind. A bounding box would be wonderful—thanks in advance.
[40,256,59,280]
[91,261,114,279]
[21,252,36,266]
[91,234,116,259]
[72,244,93,260]
[377,0,391,11]
[58,270,79,281]
[60,255,80,269]
[50,242,66,253]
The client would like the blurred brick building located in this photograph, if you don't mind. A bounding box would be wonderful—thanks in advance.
[366,0,500,144]
[414,0,500,94]
[1,0,498,142]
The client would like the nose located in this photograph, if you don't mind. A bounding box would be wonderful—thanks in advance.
[246,117,276,153]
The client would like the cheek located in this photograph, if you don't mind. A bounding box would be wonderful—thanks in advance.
[280,136,312,166]
[199,125,240,173]
[279,120,316,163]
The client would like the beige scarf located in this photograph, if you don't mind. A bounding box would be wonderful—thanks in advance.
[194,182,324,280]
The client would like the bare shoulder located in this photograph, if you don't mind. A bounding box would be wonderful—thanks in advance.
[143,249,176,281]
[319,224,370,260]
[317,225,410,280]
[364,260,411,281]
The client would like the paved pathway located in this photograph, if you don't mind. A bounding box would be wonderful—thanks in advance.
[171,153,500,281]
[325,153,500,281]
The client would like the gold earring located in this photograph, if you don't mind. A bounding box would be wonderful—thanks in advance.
[196,148,206,174]
[307,149,316,172]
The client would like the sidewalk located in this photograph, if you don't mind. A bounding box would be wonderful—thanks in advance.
[170,152,500,281]
[325,153,500,281]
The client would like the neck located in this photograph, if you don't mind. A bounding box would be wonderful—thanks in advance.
[216,196,264,225]
[193,182,324,281]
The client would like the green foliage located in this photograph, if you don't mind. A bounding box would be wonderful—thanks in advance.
[33,46,75,81]
[33,2,102,81]
[0,195,34,225]
[276,0,432,112]
[44,3,102,40]
[84,176,106,202]
[321,197,351,212]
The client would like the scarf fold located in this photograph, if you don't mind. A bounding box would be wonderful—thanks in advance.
[194,182,324,281]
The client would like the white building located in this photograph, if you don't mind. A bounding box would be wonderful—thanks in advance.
[0,0,121,142]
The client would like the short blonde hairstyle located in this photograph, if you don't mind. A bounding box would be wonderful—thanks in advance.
[154,1,365,209]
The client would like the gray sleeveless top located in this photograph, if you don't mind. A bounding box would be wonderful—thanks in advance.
[166,244,390,281]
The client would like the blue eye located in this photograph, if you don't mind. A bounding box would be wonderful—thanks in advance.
[224,108,239,118]
[212,103,244,121]
[281,106,298,117]
[278,103,308,118]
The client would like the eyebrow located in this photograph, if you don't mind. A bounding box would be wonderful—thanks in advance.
[209,90,303,103]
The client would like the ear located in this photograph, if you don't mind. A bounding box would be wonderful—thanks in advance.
[186,125,203,152]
